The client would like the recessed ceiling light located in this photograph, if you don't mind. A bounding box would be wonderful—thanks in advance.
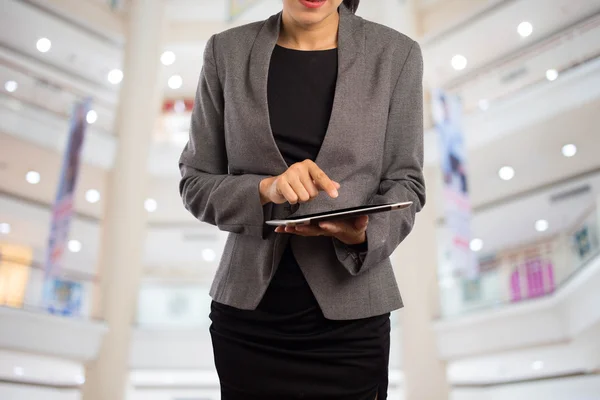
[86,110,98,124]
[546,69,559,81]
[26,170,41,184]
[535,219,549,232]
[451,54,468,71]
[0,223,11,235]
[85,189,101,204]
[174,100,186,113]
[202,248,217,262]
[14,367,24,376]
[470,238,484,252]
[517,21,533,38]
[161,51,176,66]
[498,166,515,181]
[108,69,124,85]
[168,75,183,90]
[478,99,490,111]
[68,239,82,253]
[4,80,18,93]
[532,360,544,370]
[562,144,577,158]
[36,37,52,53]
[144,198,158,213]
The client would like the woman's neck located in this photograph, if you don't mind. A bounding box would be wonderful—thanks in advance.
[278,11,339,50]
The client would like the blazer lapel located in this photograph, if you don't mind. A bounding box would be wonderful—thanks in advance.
[248,12,288,175]
[314,5,365,171]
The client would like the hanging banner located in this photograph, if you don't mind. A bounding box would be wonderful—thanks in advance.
[44,99,91,278]
[432,89,478,279]
[228,0,261,21]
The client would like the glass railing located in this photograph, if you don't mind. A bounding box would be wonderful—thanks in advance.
[136,282,212,328]
[0,258,99,320]
[438,196,600,318]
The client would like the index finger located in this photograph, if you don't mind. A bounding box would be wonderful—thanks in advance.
[307,163,339,198]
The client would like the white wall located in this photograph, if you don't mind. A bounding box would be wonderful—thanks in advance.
[451,375,600,400]
[0,383,80,400]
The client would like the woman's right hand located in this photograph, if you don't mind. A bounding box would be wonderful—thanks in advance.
[259,160,340,206]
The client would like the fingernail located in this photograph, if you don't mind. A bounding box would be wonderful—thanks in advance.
[332,189,339,198]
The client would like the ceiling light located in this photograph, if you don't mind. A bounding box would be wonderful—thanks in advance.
[85,189,101,204]
[535,219,549,232]
[562,144,577,158]
[108,69,123,85]
[144,198,158,213]
[174,100,186,113]
[451,54,468,71]
[36,37,52,53]
[0,223,10,235]
[68,239,82,253]
[478,99,489,111]
[202,248,217,262]
[14,367,24,376]
[546,69,559,81]
[26,170,41,184]
[532,360,544,370]
[161,51,176,66]
[498,166,515,181]
[168,75,183,89]
[517,21,533,38]
[470,238,484,252]
[4,80,18,93]
[86,110,98,124]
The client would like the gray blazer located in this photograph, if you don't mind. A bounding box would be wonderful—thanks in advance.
[179,4,425,320]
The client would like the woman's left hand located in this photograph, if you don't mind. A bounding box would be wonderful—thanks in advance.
[274,216,368,245]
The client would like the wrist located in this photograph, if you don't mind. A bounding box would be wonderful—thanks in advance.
[338,231,366,246]
[259,177,274,206]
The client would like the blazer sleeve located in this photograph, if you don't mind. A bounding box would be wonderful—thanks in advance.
[179,35,272,239]
[333,40,426,275]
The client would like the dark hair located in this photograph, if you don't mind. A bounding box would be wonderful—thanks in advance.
[342,0,360,13]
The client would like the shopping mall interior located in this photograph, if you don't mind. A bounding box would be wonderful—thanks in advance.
[0,0,599,399]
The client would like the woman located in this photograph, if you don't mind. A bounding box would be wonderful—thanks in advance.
[179,0,425,398]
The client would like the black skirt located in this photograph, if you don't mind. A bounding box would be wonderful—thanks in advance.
[210,246,391,400]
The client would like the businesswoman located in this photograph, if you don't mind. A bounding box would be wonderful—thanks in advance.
[179,0,425,398]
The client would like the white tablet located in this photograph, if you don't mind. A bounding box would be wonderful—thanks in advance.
[266,202,413,227]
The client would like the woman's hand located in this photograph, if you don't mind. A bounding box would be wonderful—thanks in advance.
[275,215,369,246]
[259,160,340,205]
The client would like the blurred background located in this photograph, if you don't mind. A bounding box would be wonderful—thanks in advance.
[0,0,599,399]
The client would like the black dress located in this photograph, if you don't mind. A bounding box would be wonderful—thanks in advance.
[210,45,391,400]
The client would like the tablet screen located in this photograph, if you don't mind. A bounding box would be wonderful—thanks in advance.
[284,203,398,221]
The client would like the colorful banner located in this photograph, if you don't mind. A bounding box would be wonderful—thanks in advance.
[44,99,91,277]
[432,89,478,279]
[228,0,261,21]
[43,279,84,317]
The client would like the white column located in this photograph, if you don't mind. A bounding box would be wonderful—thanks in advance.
[82,1,165,399]
[393,166,450,400]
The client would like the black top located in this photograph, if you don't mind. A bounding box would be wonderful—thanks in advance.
[268,45,338,165]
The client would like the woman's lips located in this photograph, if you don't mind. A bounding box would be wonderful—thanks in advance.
[299,0,326,9]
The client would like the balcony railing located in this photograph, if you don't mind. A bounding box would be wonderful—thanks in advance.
[438,197,600,318]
